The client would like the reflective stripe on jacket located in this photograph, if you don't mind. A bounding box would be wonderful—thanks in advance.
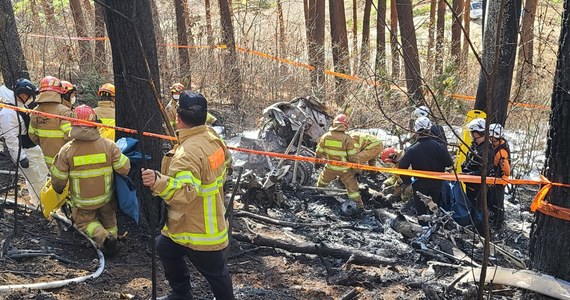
[29,92,72,166]
[152,125,231,251]
[316,125,357,172]
[349,132,383,151]
[51,126,131,209]
[94,101,115,141]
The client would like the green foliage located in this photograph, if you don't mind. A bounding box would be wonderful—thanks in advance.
[413,5,431,17]
[235,0,274,9]
[432,64,461,115]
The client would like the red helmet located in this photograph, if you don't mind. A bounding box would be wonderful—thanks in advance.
[61,80,76,94]
[72,105,98,127]
[381,148,400,164]
[170,82,185,94]
[333,114,349,126]
[39,76,64,94]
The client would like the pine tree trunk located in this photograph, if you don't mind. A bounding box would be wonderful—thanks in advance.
[329,0,351,105]
[390,0,400,79]
[435,0,445,75]
[375,0,387,75]
[100,0,164,222]
[451,0,463,67]
[530,0,570,280]
[0,0,29,83]
[426,0,437,71]
[175,0,191,80]
[82,0,94,19]
[94,3,107,74]
[396,0,424,104]
[218,0,243,107]
[518,0,537,69]
[39,0,56,25]
[463,0,471,64]
[150,0,168,74]
[360,0,372,73]
[474,0,521,124]
[70,0,94,72]
[277,0,286,57]
[304,0,326,100]
[352,0,358,74]
[205,0,214,45]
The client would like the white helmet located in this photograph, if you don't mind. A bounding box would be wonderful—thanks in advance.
[468,118,486,133]
[489,123,504,138]
[413,105,430,118]
[414,116,432,132]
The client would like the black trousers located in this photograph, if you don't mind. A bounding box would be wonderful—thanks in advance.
[156,235,234,299]
[489,184,505,224]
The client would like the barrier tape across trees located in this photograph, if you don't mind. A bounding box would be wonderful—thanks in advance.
[0,103,566,220]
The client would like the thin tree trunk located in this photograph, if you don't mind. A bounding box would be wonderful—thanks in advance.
[0,0,30,83]
[304,0,326,100]
[82,0,94,19]
[352,0,358,74]
[205,0,214,45]
[451,0,463,66]
[329,0,351,105]
[150,0,168,73]
[530,0,570,280]
[390,0,400,79]
[69,0,94,72]
[435,0,445,75]
[375,0,387,75]
[94,3,106,74]
[463,0,471,64]
[518,0,537,68]
[426,0,437,70]
[184,5,196,47]
[39,0,56,25]
[175,0,191,81]
[277,0,286,57]
[360,0,372,73]
[396,0,424,104]
[100,0,164,225]
[474,0,521,124]
[218,0,243,107]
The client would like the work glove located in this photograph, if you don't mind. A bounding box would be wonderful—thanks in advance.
[383,176,397,187]
[19,158,29,169]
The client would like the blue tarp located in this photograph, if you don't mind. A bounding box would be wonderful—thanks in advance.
[115,173,139,224]
[440,181,482,226]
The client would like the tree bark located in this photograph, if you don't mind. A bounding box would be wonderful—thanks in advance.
[395,0,424,104]
[277,0,286,57]
[94,3,107,74]
[518,0,537,68]
[390,0,400,79]
[474,0,521,124]
[375,0,387,75]
[82,0,94,20]
[39,0,56,26]
[352,0,358,74]
[304,0,326,100]
[360,0,372,73]
[530,0,570,280]
[205,0,214,45]
[435,0,446,75]
[69,0,94,72]
[218,0,243,106]
[100,0,164,222]
[150,0,168,74]
[174,0,191,80]
[426,0,437,71]
[463,0,471,64]
[329,0,351,105]
[0,0,30,84]
[451,0,463,66]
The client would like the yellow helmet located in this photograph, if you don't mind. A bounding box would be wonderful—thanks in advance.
[98,83,116,98]
[170,82,185,94]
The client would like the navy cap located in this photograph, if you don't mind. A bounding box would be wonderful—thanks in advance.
[178,91,207,112]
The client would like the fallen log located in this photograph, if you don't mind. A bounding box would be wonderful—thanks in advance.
[234,210,331,228]
[233,231,395,266]
[457,266,570,300]
[375,209,423,239]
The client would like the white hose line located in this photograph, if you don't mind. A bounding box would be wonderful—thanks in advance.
[0,207,105,293]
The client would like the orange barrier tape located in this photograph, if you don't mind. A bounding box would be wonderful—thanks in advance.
[26,32,549,111]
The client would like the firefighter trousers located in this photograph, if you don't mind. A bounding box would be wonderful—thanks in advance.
[156,235,234,299]
[72,200,118,248]
[317,167,363,208]
[19,146,48,206]
[355,147,382,166]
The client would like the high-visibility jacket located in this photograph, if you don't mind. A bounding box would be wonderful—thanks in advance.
[51,126,131,210]
[93,100,115,141]
[350,132,383,152]
[315,123,357,172]
[165,100,177,130]
[28,91,72,167]
[493,139,511,178]
[151,126,231,251]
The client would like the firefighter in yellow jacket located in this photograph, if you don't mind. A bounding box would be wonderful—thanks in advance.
[51,105,131,256]
[142,91,233,300]
[165,82,184,130]
[349,131,383,166]
[93,83,116,140]
[28,76,72,168]
[315,114,363,208]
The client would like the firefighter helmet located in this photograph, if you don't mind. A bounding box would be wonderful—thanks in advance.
[468,118,486,133]
[414,116,432,132]
[412,105,430,119]
[72,105,98,127]
[13,78,39,98]
[170,82,185,94]
[39,76,64,94]
[489,123,504,139]
[333,114,349,127]
[98,83,115,98]
[381,148,400,164]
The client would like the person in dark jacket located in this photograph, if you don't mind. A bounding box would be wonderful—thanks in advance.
[461,118,495,219]
[412,105,448,145]
[398,116,453,215]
